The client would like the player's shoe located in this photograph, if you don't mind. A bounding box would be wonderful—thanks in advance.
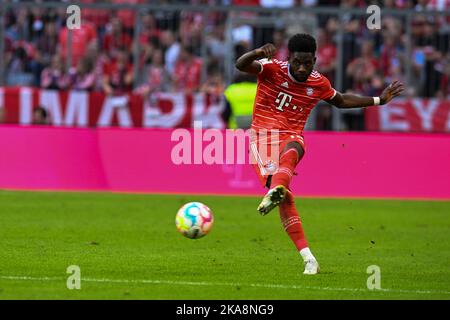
[303,259,320,275]
[257,185,287,215]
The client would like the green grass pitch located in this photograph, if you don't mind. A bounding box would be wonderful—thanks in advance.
[0,190,449,300]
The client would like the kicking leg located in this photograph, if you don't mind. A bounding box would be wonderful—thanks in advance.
[257,141,303,215]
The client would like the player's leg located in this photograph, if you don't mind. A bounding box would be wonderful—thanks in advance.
[279,189,319,275]
[257,140,320,274]
[257,141,303,215]
[272,141,304,188]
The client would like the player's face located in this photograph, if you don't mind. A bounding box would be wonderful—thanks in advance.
[288,52,316,82]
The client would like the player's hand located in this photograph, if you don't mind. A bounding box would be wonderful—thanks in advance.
[380,81,405,104]
[255,43,276,60]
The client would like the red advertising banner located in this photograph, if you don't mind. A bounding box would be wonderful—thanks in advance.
[1,88,449,132]
[0,87,226,128]
[365,98,450,133]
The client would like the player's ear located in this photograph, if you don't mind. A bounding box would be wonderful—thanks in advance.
[313,56,317,64]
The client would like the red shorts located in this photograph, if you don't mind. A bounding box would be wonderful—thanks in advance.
[250,132,305,188]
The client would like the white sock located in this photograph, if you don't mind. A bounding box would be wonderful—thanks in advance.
[299,247,316,262]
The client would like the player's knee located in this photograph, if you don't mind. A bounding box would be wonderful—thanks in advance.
[283,142,304,160]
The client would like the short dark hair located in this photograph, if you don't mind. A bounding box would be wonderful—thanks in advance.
[288,33,317,55]
[34,106,48,118]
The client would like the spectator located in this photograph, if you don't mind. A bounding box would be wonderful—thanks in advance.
[316,28,337,81]
[103,16,133,59]
[427,0,450,34]
[179,10,204,54]
[346,41,379,94]
[273,28,289,61]
[85,42,109,91]
[206,23,226,61]
[32,106,50,125]
[173,45,203,93]
[379,33,404,84]
[161,30,181,77]
[137,14,161,68]
[29,6,46,43]
[200,65,226,97]
[80,0,110,36]
[280,2,318,38]
[102,50,134,96]
[111,0,146,33]
[231,22,253,51]
[314,28,337,132]
[139,12,162,46]
[435,52,450,99]
[6,41,36,86]
[152,0,180,31]
[340,0,366,89]
[229,2,258,49]
[40,54,70,90]
[314,102,333,131]
[417,17,445,97]
[135,48,171,98]
[58,21,98,67]
[69,57,97,91]
[139,41,157,69]
[6,7,30,42]
[35,19,59,69]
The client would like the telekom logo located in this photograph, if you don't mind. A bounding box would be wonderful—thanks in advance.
[274,91,293,111]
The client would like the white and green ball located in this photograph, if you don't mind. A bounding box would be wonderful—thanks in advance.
[175,202,214,239]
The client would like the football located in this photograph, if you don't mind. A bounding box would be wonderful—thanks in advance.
[175,202,214,239]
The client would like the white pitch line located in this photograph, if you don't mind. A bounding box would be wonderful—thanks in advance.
[1,275,450,296]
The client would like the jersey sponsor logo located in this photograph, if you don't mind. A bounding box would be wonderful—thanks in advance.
[274,91,293,111]
[292,105,303,112]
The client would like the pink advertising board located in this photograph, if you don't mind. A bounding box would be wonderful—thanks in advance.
[0,125,449,200]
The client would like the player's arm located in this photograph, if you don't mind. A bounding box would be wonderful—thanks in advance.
[326,81,405,108]
[235,43,276,75]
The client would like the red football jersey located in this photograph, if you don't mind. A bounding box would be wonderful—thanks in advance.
[59,23,97,67]
[252,58,336,135]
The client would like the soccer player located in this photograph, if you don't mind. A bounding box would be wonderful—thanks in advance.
[235,33,404,275]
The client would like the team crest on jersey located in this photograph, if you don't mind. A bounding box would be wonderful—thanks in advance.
[306,87,314,96]
[263,160,278,174]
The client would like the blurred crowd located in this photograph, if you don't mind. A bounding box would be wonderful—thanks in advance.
[1,0,450,129]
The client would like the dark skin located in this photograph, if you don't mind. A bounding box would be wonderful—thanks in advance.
[236,43,405,178]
